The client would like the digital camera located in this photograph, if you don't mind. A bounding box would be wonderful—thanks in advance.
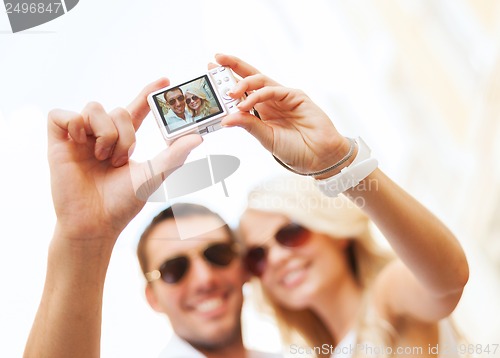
[147,66,242,144]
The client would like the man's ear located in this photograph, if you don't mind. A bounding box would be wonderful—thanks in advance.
[145,284,162,313]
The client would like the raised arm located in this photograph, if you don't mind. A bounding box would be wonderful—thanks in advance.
[215,54,468,323]
[24,79,202,358]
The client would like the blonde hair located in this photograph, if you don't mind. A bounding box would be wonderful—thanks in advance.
[244,176,395,357]
[185,87,214,118]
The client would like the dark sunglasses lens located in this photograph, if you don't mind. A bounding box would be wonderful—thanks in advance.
[245,247,266,276]
[160,256,189,284]
[276,223,309,247]
[204,243,236,266]
[168,95,184,106]
[186,96,199,105]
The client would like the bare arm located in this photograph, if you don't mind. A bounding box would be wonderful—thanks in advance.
[24,230,114,358]
[346,169,468,321]
[24,80,201,358]
[215,53,468,323]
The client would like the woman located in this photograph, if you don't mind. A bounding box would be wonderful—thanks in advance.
[241,177,468,357]
[214,54,469,357]
[184,86,219,120]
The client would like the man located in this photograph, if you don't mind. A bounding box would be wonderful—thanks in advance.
[137,203,278,357]
[23,77,279,358]
[164,87,193,131]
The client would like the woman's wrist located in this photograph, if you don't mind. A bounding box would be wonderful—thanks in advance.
[313,137,359,180]
[314,137,379,197]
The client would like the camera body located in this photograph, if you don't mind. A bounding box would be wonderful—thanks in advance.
[147,66,241,144]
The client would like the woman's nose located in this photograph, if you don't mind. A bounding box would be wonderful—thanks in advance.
[266,241,292,267]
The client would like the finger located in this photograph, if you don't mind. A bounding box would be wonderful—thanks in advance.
[215,53,262,78]
[81,102,118,161]
[108,107,136,167]
[127,77,170,131]
[227,74,278,98]
[154,134,203,175]
[207,62,219,71]
[237,86,303,112]
[221,112,274,152]
[132,134,203,201]
[48,109,87,145]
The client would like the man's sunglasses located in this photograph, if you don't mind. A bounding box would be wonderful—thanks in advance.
[145,242,237,284]
[185,95,200,105]
[167,95,185,106]
[244,223,311,277]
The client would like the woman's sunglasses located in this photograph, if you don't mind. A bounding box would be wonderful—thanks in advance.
[185,95,200,105]
[145,242,237,284]
[244,223,311,277]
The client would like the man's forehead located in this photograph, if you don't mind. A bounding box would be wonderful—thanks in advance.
[146,215,231,257]
[148,235,228,254]
[151,215,227,238]
[166,89,182,99]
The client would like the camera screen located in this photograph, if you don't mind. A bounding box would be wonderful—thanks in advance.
[153,75,224,134]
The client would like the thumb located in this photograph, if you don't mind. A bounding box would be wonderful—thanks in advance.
[132,134,203,201]
[221,112,274,152]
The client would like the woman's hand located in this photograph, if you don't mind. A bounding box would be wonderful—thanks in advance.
[215,54,351,176]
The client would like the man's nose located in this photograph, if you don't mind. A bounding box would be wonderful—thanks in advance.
[188,256,219,287]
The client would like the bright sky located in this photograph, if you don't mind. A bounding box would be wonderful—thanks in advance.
[1,1,499,357]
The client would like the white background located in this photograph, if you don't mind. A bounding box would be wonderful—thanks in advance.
[1,0,499,357]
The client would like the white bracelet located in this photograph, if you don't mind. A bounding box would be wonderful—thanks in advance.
[315,137,378,197]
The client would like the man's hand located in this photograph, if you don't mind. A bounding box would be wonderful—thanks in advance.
[47,78,202,244]
[24,79,202,358]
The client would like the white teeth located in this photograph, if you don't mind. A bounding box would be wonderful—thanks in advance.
[196,298,223,313]
[283,269,304,286]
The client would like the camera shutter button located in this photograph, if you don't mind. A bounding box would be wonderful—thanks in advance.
[222,87,232,101]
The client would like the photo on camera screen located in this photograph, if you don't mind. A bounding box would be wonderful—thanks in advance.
[153,75,224,134]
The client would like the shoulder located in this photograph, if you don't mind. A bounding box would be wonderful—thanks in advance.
[164,110,179,121]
